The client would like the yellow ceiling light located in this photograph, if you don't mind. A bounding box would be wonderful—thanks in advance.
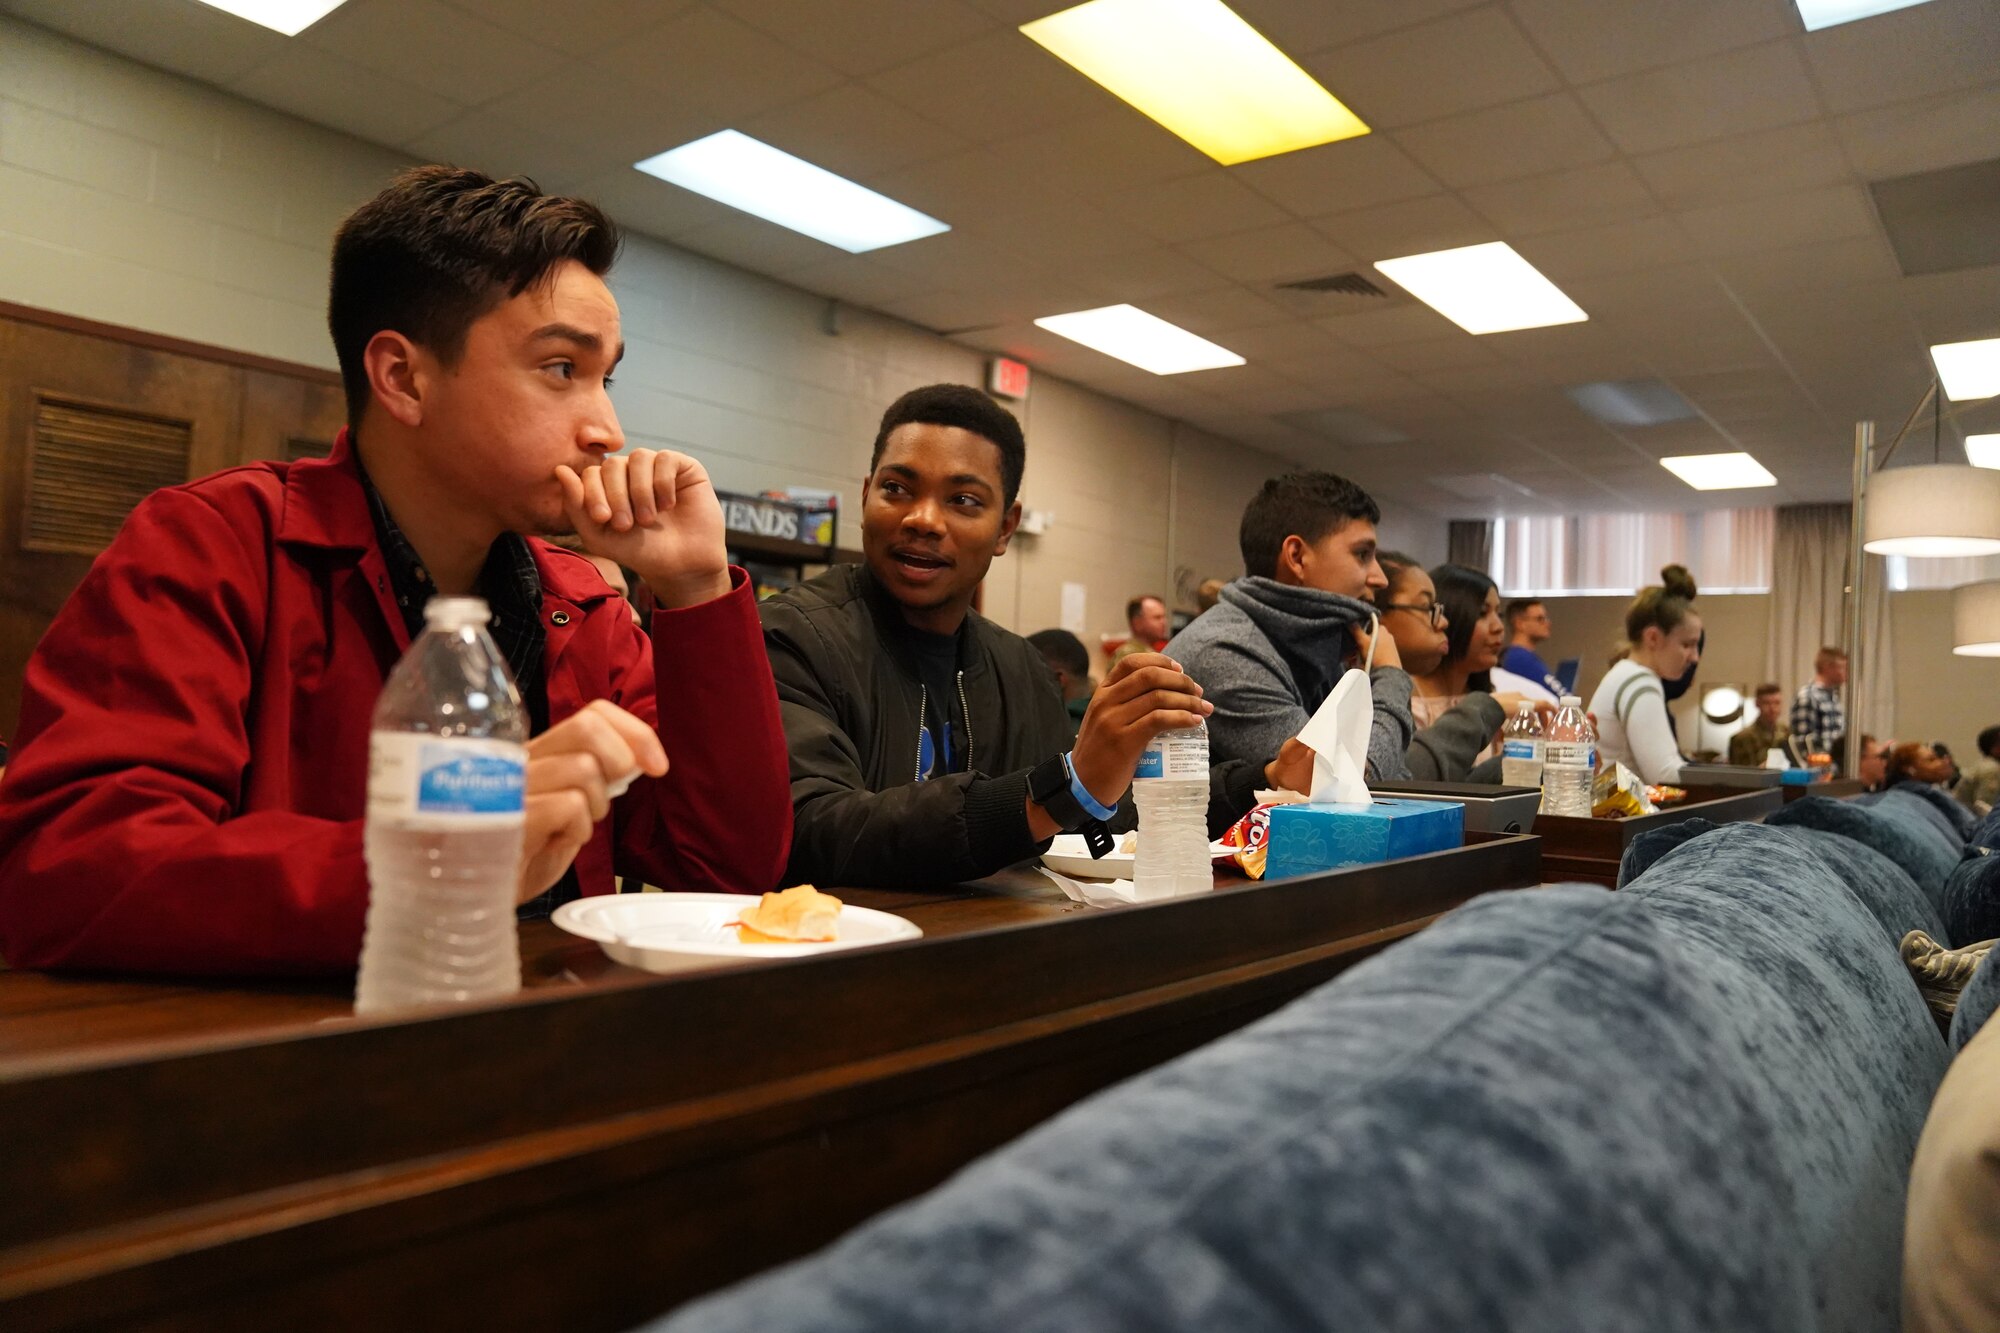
[1020,0,1370,166]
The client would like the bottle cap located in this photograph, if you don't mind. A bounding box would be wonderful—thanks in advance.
[424,596,492,630]
[1559,694,1582,707]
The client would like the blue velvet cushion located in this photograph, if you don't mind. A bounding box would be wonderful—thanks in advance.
[1854,784,1972,847]
[1973,807,2000,851]
[1951,951,2000,1051]
[1617,817,1719,887]
[1767,796,1960,913]
[1753,827,1944,950]
[651,830,1943,1333]
[1941,849,2000,954]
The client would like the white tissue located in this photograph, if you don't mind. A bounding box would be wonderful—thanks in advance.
[1297,666,1373,806]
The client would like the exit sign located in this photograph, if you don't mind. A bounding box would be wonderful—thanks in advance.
[987,356,1030,399]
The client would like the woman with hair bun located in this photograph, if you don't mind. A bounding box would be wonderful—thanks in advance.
[1587,565,1703,784]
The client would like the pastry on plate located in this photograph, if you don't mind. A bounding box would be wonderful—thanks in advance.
[736,885,843,944]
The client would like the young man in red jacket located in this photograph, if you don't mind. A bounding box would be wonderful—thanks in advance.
[0,166,792,975]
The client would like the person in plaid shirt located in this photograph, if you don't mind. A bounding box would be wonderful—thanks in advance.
[1790,646,1849,762]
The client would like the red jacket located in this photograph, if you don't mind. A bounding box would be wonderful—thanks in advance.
[0,435,792,975]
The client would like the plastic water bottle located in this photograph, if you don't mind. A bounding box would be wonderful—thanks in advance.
[1501,701,1545,789]
[1132,721,1212,900]
[1541,694,1596,818]
[355,597,528,1015]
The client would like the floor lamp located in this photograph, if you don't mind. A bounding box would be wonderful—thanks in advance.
[1851,382,2000,775]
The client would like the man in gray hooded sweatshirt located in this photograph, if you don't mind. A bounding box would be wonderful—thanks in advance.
[1166,471,1418,782]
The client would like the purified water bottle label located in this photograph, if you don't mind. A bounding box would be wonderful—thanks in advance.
[1502,739,1537,763]
[368,734,526,826]
[1544,741,1593,769]
[1135,728,1209,781]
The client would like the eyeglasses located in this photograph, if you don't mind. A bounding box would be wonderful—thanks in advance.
[1382,601,1446,625]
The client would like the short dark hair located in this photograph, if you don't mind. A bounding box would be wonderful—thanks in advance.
[329,166,621,427]
[1979,724,2000,758]
[1027,628,1090,678]
[1755,682,1783,699]
[1238,471,1380,580]
[1432,563,1498,672]
[1126,595,1163,623]
[1376,550,1423,597]
[1504,598,1543,626]
[870,384,1026,507]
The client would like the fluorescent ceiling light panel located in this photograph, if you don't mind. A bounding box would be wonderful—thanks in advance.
[190,0,350,34]
[1372,242,1587,336]
[1564,378,1698,428]
[1033,305,1245,375]
[634,131,949,254]
[1660,452,1778,491]
[1967,434,2000,469]
[1932,338,2000,401]
[1019,0,1369,166]
[1794,0,1934,31]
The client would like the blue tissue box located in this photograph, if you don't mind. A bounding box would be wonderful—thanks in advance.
[1780,767,1830,785]
[1265,799,1465,879]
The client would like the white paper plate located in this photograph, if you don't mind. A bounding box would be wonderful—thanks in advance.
[553,892,922,972]
[1041,834,1233,880]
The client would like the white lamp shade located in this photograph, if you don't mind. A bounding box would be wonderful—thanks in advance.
[1701,686,1744,723]
[1954,580,2000,656]
[1863,463,2000,557]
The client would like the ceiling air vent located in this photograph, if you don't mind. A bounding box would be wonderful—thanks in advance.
[1276,270,1392,298]
[24,394,191,555]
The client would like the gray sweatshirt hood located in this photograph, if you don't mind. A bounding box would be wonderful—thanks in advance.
[1216,577,1376,711]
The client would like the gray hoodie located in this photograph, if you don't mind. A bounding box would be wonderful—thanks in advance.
[1165,578,1415,781]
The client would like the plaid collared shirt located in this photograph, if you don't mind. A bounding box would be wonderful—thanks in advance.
[357,456,577,913]
[1790,679,1845,757]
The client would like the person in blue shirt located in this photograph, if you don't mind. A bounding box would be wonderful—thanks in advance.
[1498,598,1564,698]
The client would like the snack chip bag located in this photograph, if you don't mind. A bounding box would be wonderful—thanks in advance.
[1218,804,1276,879]
[1591,763,1656,819]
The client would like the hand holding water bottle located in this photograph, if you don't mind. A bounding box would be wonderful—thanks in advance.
[1067,652,1213,809]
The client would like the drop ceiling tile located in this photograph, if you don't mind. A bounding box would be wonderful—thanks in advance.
[674,217,850,275]
[3,0,288,85]
[714,0,994,77]
[1053,248,1228,302]
[1507,0,1794,84]
[575,168,741,242]
[1216,319,1365,363]
[442,0,690,60]
[1304,6,1559,129]
[483,65,726,185]
[593,8,845,122]
[1576,40,1822,156]
[1229,0,1487,54]
[984,110,1213,196]
[1310,193,1492,263]
[1834,85,2000,179]
[301,0,549,106]
[1102,172,1293,244]
[1365,336,1504,375]
[742,83,971,180]
[865,28,1117,142]
[1395,94,1617,188]
[1175,222,1360,285]
[879,289,994,332]
[402,111,585,182]
[1630,120,1853,210]
[777,254,942,309]
[1232,135,1441,217]
[1803,0,2000,115]
[1510,214,1699,282]
[1463,161,1660,236]
[971,201,1149,264]
[1141,285,1294,335]
[1315,302,1461,347]
[1708,235,1904,297]
[1673,183,1878,257]
[230,45,462,149]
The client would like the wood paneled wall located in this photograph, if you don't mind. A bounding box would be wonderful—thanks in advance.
[0,302,344,737]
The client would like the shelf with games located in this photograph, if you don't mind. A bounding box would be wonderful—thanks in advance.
[715,488,861,599]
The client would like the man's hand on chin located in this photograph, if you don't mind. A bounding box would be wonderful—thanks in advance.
[556,449,732,610]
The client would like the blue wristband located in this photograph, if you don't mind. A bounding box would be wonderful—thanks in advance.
[1063,751,1118,822]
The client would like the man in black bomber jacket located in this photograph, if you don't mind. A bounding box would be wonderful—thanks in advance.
[760,384,1308,890]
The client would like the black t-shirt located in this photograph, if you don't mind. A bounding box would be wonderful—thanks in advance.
[903,624,966,780]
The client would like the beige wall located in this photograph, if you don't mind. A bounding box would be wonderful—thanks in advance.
[1529,590,2000,763]
[0,16,1444,656]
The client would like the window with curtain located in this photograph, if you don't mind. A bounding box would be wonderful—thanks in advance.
[1489,508,1775,595]
[1884,553,2000,591]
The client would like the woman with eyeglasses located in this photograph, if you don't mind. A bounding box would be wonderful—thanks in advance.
[1377,554,1541,782]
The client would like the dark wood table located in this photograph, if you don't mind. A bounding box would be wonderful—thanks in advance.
[0,835,1540,1333]
[1536,784,1784,886]
[1786,777,1869,803]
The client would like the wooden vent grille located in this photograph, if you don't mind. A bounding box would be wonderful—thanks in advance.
[25,394,192,555]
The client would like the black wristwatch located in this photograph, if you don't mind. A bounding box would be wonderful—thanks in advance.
[1028,754,1114,857]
